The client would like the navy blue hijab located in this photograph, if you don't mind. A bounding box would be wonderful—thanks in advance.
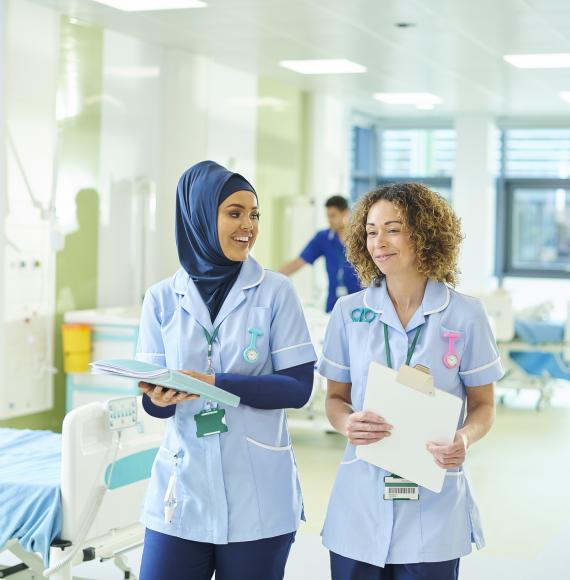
[175,160,257,323]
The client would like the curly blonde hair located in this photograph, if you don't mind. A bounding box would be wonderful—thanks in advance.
[346,183,463,287]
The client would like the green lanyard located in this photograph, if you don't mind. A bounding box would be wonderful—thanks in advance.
[202,324,222,375]
[383,323,423,370]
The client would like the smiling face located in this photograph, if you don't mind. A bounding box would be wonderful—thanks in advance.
[217,190,259,261]
[365,200,417,277]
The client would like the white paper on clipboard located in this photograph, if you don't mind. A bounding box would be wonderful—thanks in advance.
[356,361,463,493]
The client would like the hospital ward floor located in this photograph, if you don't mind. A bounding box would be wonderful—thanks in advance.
[2,387,569,580]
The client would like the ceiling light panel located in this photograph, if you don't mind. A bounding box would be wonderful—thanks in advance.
[279,59,367,75]
[504,53,570,69]
[560,92,570,104]
[91,0,207,11]
[373,93,443,106]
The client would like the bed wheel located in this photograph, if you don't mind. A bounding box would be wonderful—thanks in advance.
[113,554,136,580]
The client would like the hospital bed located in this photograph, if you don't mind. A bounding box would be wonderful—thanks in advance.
[479,291,570,410]
[0,396,164,579]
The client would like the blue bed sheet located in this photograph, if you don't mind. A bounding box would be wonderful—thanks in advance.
[510,320,570,381]
[510,352,570,380]
[514,320,565,344]
[0,428,62,565]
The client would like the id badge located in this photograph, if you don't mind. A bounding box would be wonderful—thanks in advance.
[384,475,419,501]
[194,408,228,438]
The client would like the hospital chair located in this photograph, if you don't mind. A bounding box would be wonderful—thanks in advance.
[480,291,570,410]
[0,396,164,579]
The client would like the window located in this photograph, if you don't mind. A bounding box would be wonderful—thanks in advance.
[380,129,455,178]
[350,126,455,202]
[503,129,570,178]
[503,183,570,276]
[350,125,376,201]
[498,129,570,277]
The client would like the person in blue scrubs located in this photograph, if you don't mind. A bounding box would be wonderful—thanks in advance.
[317,183,504,580]
[136,160,317,580]
[279,195,360,312]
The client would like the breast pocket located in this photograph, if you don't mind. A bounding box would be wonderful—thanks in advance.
[347,322,373,384]
[434,326,465,392]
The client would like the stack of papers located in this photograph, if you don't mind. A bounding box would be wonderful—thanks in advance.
[90,358,240,407]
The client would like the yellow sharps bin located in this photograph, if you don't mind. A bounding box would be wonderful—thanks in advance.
[62,323,92,373]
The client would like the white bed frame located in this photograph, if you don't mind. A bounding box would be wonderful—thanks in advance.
[0,397,164,579]
[479,291,570,410]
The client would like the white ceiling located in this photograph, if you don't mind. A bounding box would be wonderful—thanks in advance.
[26,0,570,119]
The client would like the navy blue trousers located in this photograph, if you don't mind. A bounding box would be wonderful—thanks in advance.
[139,528,295,580]
[330,551,460,580]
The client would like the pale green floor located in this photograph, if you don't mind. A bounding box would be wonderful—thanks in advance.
[2,387,570,579]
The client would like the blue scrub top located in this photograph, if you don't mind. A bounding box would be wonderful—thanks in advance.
[136,256,317,545]
[316,279,505,567]
[299,229,360,313]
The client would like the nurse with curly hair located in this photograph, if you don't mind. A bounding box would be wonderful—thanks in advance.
[317,183,504,580]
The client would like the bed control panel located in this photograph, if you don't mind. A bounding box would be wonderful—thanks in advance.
[106,396,138,431]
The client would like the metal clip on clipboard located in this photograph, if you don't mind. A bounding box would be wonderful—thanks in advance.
[396,364,435,396]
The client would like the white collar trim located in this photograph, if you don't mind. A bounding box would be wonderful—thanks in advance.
[362,280,451,315]
[424,285,451,315]
[170,259,265,296]
[242,269,265,290]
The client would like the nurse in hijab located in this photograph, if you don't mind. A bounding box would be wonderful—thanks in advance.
[136,160,317,580]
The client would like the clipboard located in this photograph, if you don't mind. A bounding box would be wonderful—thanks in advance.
[356,361,462,493]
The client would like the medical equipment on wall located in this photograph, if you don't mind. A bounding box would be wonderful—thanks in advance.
[0,125,59,419]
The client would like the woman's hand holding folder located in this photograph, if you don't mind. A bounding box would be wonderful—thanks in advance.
[138,381,199,407]
[138,369,215,407]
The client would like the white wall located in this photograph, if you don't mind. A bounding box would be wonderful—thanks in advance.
[305,92,351,210]
[0,0,6,415]
[156,51,258,284]
[503,277,570,321]
[296,92,352,306]
[205,61,257,179]
[96,44,259,304]
[97,30,162,306]
[453,114,497,295]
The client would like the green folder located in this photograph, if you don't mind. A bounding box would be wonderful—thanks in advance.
[90,358,240,407]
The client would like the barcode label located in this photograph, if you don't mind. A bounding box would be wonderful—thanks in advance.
[384,486,419,501]
[387,487,416,495]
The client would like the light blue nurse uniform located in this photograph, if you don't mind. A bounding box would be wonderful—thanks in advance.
[136,255,316,544]
[316,279,504,567]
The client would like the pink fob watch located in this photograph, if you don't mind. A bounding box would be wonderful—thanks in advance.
[443,330,461,369]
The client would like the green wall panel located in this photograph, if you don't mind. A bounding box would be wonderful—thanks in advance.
[255,78,308,270]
